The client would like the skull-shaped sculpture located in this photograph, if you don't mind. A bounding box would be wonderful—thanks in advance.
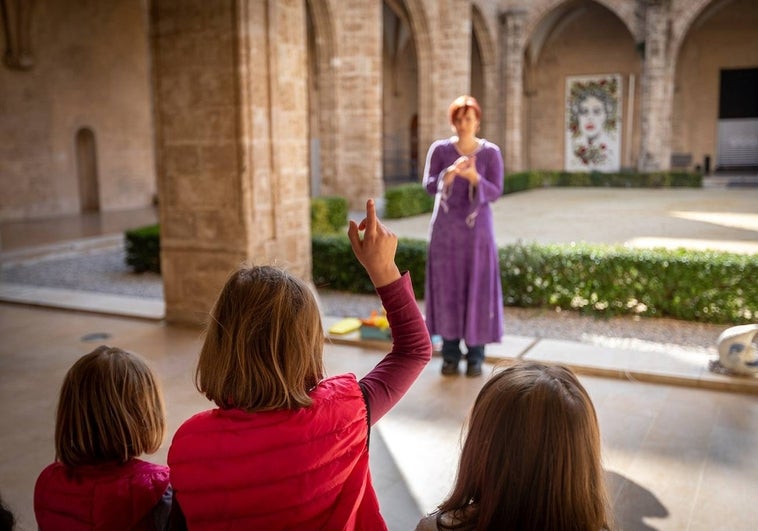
[716,324,758,376]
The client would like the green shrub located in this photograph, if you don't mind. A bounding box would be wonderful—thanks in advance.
[503,169,702,195]
[125,224,160,274]
[384,183,434,219]
[499,242,756,324]
[385,171,702,213]
[311,196,348,234]
[393,238,428,298]
[312,234,428,298]
[313,235,757,325]
[503,172,541,194]
[129,222,756,325]
[312,234,375,293]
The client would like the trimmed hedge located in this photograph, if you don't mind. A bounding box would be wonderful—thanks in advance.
[312,234,428,298]
[130,227,756,324]
[504,170,702,194]
[125,197,349,274]
[128,193,757,325]
[125,224,161,274]
[311,196,348,234]
[386,170,702,218]
[312,235,757,325]
[499,242,756,323]
[384,183,434,219]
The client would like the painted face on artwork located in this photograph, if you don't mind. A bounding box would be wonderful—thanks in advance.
[452,107,480,139]
[578,95,606,140]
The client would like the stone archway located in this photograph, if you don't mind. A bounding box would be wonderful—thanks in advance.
[382,0,419,185]
[471,5,498,144]
[305,0,337,197]
[525,0,638,42]
[671,0,758,172]
[75,127,99,212]
[522,0,640,171]
[670,0,727,57]
[395,0,434,174]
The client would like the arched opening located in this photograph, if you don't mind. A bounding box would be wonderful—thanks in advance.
[305,0,336,197]
[382,0,419,185]
[524,0,640,171]
[75,127,99,212]
[471,5,499,151]
[305,3,320,197]
[672,0,758,173]
[409,113,418,177]
[471,24,484,114]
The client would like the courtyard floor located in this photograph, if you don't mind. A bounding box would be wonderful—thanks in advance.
[1,185,757,530]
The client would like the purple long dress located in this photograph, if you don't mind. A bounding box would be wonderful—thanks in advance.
[422,137,504,346]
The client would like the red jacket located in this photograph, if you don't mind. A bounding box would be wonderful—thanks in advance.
[34,459,170,530]
[168,374,386,530]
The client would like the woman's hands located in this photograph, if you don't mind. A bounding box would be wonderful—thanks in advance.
[444,155,480,185]
[348,198,401,288]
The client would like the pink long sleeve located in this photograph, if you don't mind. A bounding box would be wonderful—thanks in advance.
[358,272,432,424]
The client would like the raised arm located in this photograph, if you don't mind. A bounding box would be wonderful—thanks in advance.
[347,199,432,423]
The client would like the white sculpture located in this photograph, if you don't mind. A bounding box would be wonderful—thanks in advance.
[716,324,758,376]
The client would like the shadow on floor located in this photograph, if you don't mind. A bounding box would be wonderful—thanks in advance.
[607,470,669,531]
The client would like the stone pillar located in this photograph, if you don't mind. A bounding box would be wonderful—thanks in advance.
[500,8,527,172]
[152,0,310,324]
[638,0,673,171]
[431,0,472,139]
[331,1,382,210]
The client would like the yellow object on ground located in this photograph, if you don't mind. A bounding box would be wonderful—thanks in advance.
[328,317,362,335]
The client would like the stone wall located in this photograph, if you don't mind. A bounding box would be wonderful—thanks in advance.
[0,0,155,221]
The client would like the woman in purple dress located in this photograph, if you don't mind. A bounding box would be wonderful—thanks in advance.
[422,95,503,377]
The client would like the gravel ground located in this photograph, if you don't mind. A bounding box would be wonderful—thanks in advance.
[1,246,164,299]
[1,245,724,353]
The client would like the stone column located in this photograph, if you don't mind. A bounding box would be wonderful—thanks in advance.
[500,8,527,172]
[331,0,382,210]
[152,0,310,324]
[431,0,472,139]
[638,0,673,171]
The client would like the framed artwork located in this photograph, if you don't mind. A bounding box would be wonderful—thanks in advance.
[565,74,622,172]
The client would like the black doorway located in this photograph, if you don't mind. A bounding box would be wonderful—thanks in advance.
[716,68,758,170]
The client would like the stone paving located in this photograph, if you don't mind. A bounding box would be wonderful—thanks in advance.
[1,186,757,530]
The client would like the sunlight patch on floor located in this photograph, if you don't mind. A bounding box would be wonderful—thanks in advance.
[669,211,758,232]
[580,334,716,362]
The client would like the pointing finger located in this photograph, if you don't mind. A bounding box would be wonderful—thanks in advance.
[364,198,376,234]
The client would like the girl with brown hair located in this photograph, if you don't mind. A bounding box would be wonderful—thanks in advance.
[168,199,431,530]
[417,361,613,531]
[34,346,170,530]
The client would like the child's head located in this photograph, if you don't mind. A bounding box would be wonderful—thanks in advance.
[55,346,166,467]
[441,361,610,531]
[196,265,325,411]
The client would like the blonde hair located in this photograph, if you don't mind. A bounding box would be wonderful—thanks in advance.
[196,265,325,411]
[439,361,612,531]
[55,346,166,467]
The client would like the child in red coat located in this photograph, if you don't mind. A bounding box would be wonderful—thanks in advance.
[168,199,432,530]
[35,346,171,530]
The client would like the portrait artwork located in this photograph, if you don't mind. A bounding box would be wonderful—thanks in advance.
[565,74,622,172]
